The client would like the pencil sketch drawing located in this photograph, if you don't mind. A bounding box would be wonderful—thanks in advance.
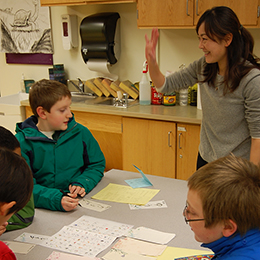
[0,0,53,53]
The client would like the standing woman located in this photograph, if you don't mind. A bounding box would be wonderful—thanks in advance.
[145,6,260,169]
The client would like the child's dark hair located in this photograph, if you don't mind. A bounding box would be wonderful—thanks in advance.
[0,148,33,215]
[0,126,20,151]
[196,6,260,94]
[29,79,71,117]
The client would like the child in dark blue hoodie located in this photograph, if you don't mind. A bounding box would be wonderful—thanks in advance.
[185,155,260,259]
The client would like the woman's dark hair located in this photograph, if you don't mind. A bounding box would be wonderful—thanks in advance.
[196,6,260,94]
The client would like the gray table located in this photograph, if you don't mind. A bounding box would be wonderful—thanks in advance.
[1,169,205,259]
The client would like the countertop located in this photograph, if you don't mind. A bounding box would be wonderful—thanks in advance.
[21,99,202,125]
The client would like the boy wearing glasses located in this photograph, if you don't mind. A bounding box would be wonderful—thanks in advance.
[184,155,260,259]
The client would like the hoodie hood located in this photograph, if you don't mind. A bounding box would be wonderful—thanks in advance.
[15,114,75,140]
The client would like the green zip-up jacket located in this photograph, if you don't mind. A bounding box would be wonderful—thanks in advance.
[15,114,105,211]
[6,194,34,231]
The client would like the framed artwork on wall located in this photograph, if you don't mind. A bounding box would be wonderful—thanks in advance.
[0,0,53,64]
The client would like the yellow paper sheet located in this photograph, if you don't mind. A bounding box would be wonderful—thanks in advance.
[157,246,213,260]
[91,183,160,205]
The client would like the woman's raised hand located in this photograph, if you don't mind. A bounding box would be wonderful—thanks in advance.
[145,28,159,64]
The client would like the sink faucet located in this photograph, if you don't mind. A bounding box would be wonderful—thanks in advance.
[67,78,85,94]
[122,93,128,107]
[77,78,85,92]
[114,92,129,108]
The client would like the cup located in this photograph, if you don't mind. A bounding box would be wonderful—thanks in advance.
[24,80,35,93]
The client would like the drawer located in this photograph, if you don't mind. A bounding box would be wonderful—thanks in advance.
[72,111,122,134]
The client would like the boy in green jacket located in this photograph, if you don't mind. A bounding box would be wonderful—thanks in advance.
[0,126,34,232]
[15,79,106,212]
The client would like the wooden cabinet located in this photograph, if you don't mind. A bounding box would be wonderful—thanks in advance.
[86,0,135,2]
[122,117,176,178]
[72,111,123,171]
[137,0,194,28]
[176,123,200,180]
[41,0,85,5]
[122,118,200,179]
[24,106,200,179]
[137,0,260,28]
[194,0,259,26]
[40,0,135,6]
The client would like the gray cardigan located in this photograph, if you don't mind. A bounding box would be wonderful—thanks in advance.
[160,57,260,163]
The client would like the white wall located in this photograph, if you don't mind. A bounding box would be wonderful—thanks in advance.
[1,3,260,96]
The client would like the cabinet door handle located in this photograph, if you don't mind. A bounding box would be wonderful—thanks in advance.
[168,131,172,147]
[196,0,199,16]
[178,133,182,149]
[186,0,190,16]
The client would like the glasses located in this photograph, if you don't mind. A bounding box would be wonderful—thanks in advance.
[183,205,205,224]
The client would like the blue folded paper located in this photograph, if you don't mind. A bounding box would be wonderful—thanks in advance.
[125,165,153,188]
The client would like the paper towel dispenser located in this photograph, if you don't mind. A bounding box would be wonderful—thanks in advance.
[80,12,120,65]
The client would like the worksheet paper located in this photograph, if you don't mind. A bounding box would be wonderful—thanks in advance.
[109,237,167,256]
[127,227,176,245]
[43,226,116,257]
[175,255,214,260]
[46,251,101,260]
[42,215,134,257]
[156,247,213,260]
[15,232,50,245]
[92,183,160,205]
[129,200,167,210]
[68,215,134,237]
[102,248,155,260]
[4,241,35,254]
[78,198,111,212]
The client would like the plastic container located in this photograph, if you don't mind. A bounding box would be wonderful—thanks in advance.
[139,61,151,105]
[151,84,162,105]
[188,86,192,104]
[179,88,188,106]
[190,83,198,106]
[162,93,176,106]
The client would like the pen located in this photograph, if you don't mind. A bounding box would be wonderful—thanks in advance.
[60,189,82,207]
[60,189,71,197]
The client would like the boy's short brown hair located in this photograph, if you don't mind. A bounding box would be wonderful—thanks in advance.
[29,79,71,117]
[188,155,260,235]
